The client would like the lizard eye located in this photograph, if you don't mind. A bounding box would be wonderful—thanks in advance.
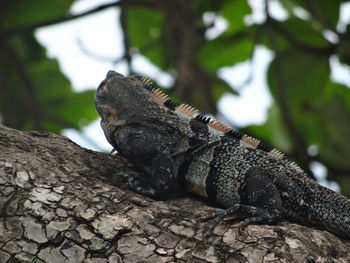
[100,107,113,121]
[98,105,116,121]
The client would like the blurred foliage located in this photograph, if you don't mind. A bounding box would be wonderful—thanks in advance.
[123,0,350,195]
[1,0,350,194]
[0,0,97,134]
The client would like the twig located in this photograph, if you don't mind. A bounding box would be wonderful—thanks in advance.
[265,18,335,56]
[76,38,120,63]
[303,0,339,35]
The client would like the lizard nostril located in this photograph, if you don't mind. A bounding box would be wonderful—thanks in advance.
[97,79,108,93]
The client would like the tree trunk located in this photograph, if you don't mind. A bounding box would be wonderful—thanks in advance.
[0,124,349,263]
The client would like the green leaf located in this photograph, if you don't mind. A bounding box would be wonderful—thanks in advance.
[213,76,238,103]
[268,48,350,170]
[43,90,97,132]
[254,24,290,51]
[1,0,73,29]
[193,0,217,13]
[268,49,329,141]
[316,82,350,169]
[30,58,98,133]
[278,18,329,48]
[247,103,292,152]
[197,35,253,72]
[294,0,342,27]
[256,16,330,52]
[126,7,165,68]
[221,0,251,35]
[197,0,253,72]
[0,35,97,133]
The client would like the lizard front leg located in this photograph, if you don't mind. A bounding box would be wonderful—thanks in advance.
[201,167,284,238]
[110,126,176,199]
[127,150,175,199]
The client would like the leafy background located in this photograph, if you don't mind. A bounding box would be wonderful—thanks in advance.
[1,0,350,195]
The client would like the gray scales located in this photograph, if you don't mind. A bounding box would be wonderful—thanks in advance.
[95,70,350,240]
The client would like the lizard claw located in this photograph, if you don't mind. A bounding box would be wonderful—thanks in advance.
[238,222,246,235]
[202,222,217,239]
[200,209,227,239]
[199,208,224,222]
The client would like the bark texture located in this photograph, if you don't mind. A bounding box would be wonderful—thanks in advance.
[0,124,349,263]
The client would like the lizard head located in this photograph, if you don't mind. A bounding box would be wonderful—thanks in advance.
[95,70,232,146]
[96,70,144,121]
[95,70,162,144]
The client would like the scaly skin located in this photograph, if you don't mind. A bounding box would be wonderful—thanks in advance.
[95,70,350,240]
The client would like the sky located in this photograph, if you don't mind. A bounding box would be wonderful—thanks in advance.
[35,0,350,190]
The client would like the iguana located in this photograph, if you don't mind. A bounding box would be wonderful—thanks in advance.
[95,70,350,240]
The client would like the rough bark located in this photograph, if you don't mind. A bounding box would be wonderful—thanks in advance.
[0,124,349,263]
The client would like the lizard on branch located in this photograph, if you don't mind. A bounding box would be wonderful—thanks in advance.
[95,70,350,240]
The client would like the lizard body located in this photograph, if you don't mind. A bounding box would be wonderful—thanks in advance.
[95,70,350,239]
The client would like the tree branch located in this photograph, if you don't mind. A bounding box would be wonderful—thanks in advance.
[0,0,155,39]
[1,123,350,262]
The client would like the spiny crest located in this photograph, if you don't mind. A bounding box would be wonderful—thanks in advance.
[226,129,243,140]
[241,135,260,148]
[241,135,260,149]
[151,88,169,103]
[268,148,286,160]
[132,74,293,162]
[132,73,170,103]
[175,103,199,118]
[132,73,155,92]
[164,99,181,110]
[195,114,211,124]
[288,161,304,173]
[208,119,231,133]
[257,142,273,152]
[195,114,232,133]
[226,131,288,163]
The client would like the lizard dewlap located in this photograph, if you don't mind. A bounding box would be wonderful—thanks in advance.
[95,70,350,240]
